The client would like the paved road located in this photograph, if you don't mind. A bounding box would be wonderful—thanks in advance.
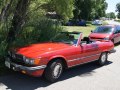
[0,45,120,90]
[106,20,120,25]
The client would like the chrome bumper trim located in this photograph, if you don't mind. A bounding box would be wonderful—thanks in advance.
[5,60,46,71]
[109,49,116,53]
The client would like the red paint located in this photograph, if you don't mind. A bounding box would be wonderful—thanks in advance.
[17,42,72,58]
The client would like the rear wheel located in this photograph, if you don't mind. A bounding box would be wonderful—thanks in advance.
[44,59,63,82]
[98,52,108,66]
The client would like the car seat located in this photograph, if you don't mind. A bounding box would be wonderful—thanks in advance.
[82,37,90,44]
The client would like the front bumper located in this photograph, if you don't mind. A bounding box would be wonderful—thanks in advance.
[109,49,116,53]
[5,59,46,77]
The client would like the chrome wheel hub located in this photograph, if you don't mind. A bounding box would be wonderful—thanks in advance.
[53,63,62,78]
[101,54,106,63]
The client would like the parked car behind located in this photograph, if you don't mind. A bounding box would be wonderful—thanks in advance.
[78,19,86,26]
[89,25,120,44]
[66,19,86,26]
[92,19,102,25]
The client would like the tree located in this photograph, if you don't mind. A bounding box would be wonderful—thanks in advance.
[0,0,18,22]
[6,0,30,45]
[74,0,92,20]
[42,0,74,21]
[0,0,74,45]
[74,0,108,20]
[106,12,116,19]
[90,0,108,19]
[116,2,120,19]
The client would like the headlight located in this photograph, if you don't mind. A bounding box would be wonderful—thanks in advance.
[29,60,34,65]
[24,58,34,65]
[24,57,41,65]
[25,58,29,64]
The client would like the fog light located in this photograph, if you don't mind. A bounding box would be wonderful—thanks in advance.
[21,70,26,74]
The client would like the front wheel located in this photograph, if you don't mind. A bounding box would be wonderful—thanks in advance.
[44,59,63,82]
[98,52,108,66]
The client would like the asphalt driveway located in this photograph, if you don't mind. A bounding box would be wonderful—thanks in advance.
[106,20,120,25]
[0,44,120,90]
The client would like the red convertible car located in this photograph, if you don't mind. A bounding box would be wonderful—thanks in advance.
[5,32,115,82]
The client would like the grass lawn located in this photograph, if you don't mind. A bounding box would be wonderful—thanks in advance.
[115,20,120,22]
[63,20,108,37]
[63,24,97,37]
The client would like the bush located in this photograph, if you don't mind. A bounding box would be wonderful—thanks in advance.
[0,19,64,53]
[0,23,9,58]
[12,18,64,47]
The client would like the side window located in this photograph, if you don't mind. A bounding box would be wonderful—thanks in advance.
[118,26,120,33]
[115,26,120,33]
[114,27,117,34]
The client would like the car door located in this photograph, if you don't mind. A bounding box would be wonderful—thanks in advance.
[113,26,120,43]
[78,42,101,63]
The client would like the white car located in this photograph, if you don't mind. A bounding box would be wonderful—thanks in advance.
[92,20,102,25]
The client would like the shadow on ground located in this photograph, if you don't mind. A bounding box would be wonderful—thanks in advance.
[0,61,112,90]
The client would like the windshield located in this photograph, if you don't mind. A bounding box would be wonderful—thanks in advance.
[51,32,80,45]
[93,26,113,34]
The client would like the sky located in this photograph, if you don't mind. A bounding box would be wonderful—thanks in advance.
[106,0,120,14]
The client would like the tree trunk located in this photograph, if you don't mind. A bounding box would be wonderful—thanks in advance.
[0,0,13,22]
[6,0,30,45]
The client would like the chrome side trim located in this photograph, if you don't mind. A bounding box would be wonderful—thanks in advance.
[68,59,97,68]
[67,53,101,63]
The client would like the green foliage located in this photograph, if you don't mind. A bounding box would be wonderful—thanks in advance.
[0,17,64,72]
[116,2,120,19]
[0,23,9,58]
[74,0,108,20]
[0,41,8,57]
[91,0,108,19]
[42,0,74,22]
[106,12,116,19]
[52,0,74,21]
[116,2,120,13]
[12,18,64,47]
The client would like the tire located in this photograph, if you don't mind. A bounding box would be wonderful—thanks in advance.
[98,52,108,66]
[44,59,63,82]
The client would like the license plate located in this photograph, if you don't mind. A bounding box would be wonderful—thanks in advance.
[5,61,10,68]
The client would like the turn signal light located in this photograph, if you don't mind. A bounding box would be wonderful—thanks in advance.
[34,58,41,65]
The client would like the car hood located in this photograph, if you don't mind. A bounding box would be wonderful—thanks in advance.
[16,42,71,58]
[89,33,110,39]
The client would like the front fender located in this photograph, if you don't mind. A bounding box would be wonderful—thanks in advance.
[49,55,67,61]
